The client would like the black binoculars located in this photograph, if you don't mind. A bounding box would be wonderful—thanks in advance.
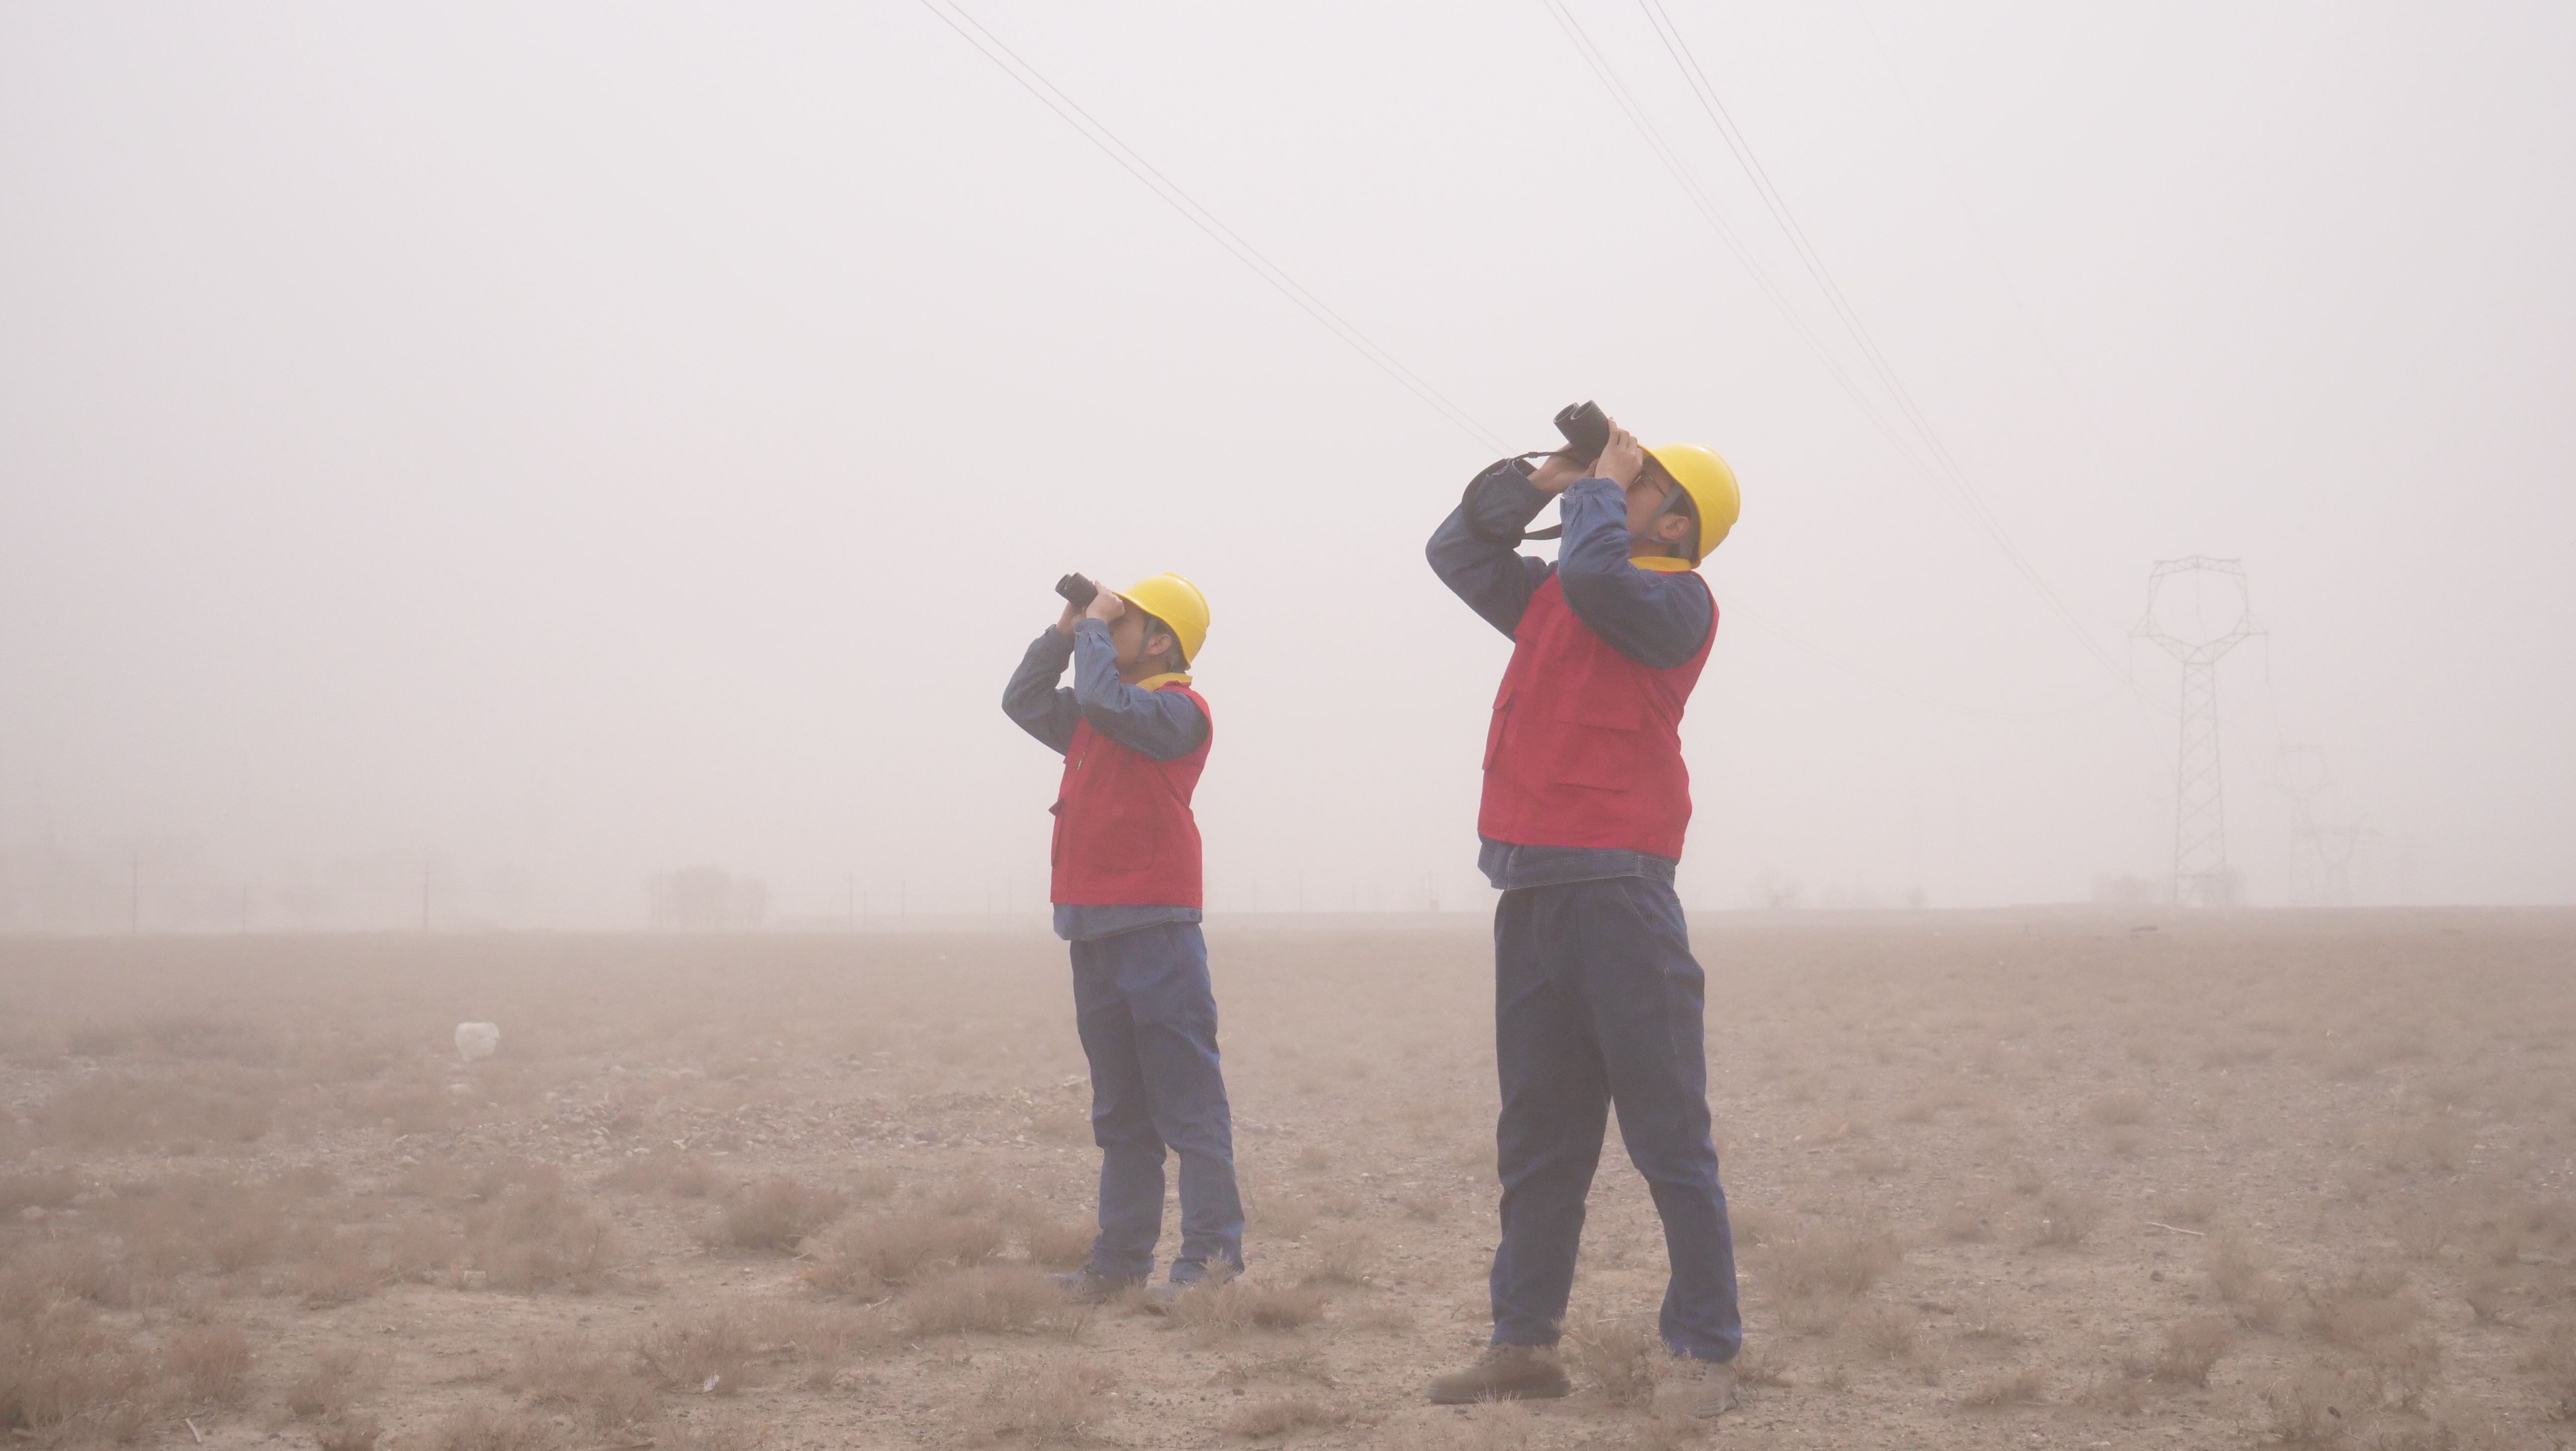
[1553,400,1611,465]
[1054,573,1100,609]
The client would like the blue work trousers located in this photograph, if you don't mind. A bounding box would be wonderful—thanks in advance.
[1070,921,1245,1283]
[1488,875,1743,1361]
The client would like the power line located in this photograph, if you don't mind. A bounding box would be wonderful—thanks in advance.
[1538,0,1943,487]
[1543,0,2126,681]
[916,0,1506,452]
[1847,0,2156,641]
[1633,0,2124,678]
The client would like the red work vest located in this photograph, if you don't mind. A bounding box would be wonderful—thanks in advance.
[1478,570,1715,860]
[1049,682,1212,907]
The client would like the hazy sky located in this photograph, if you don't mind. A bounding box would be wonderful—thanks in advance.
[3,1,2571,927]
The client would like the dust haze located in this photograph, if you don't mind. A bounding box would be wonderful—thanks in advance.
[6,4,2576,1451]
[3,2,2572,924]
[5,915,2576,1448]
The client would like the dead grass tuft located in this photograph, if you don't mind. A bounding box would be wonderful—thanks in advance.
[0,1302,164,1443]
[1219,1391,1348,1438]
[635,1312,758,1395]
[1763,1220,1901,1297]
[1299,1230,1378,1287]
[806,1210,1006,1294]
[2390,1200,2458,1261]
[718,1175,847,1251]
[466,1183,619,1292]
[2518,1318,2576,1420]
[290,1225,388,1306]
[2462,1267,2517,1326]
[2371,1118,2471,1175]
[1167,1280,1327,1339]
[2365,1331,2442,1411]
[0,1167,84,1213]
[2305,1267,2424,1350]
[2076,1368,2147,1415]
[1211,1347,1335,1388]
[1732,1347,1792,1387]
[1957,1367,2045,1408]
[505,1333,657,1431]
[983,1357,1119,1442]
[2259,1366,2365,1446]
[598,1151,723,1198]
[2149,1316,2231,1387]
[2028,1188,2106,1247]
[35,1072,273,1152]
[431,1402,564,1451]
[163,1324,252,1407]
[1562,1317,1659,1407]
[285,1347,376,1421]
[1851,1304,1917,1360]
[903,1265,1083,1337]
[2210,1234,2290,1328]
[1015,1215,1096,1270]
[1404,1400,1534,1451]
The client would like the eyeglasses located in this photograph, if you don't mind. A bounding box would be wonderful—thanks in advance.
[1636,462,1695,525]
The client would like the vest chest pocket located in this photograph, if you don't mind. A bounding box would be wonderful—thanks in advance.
[1549,689,1645,791]
[1553,691,1643,731]
[1082,765,1164,871]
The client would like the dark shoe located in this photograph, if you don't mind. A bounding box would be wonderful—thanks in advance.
[1140,1259,1240,1312]
[1050,1267,1144,1304]
[1652,1359,1738,1418]
[1427,1345,1573,1404]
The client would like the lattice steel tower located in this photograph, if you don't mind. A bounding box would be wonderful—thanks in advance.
[2135,558,2262,907]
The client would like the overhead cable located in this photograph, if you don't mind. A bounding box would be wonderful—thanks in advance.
[1543,0,2126,679]
[916,0,1506,452]
[1630,0,2127,680]
[1538,0,1944,486]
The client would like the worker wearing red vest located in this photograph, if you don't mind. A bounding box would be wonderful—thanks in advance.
[1424,418,1748,1417]
[1001,572,1243,1304]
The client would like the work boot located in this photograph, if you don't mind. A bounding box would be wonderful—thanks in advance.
[1652,1358,1738,1418]
[1426,1345,1573,1404]
[1049,1267,1144,1304]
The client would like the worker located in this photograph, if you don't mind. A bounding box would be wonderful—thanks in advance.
[1001,572,1244,1304]
[1422,417,1746,1417]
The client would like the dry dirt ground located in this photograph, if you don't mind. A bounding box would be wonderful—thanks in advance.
[4,910,2575,1451]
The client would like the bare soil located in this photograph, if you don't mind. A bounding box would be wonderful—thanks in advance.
[3,909,2573,1449]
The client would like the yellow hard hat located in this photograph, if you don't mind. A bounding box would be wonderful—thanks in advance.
[1120,572,1209,663]
[1644,443,1741,563]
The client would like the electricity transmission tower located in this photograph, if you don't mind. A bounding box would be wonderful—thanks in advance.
[2275,743,2374,905]
[2135,558,2262,907]
[2275,744,2332,905]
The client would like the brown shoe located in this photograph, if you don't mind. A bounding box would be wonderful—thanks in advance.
[1652,1359,1738,1418]
[1427,1344,1573,1405]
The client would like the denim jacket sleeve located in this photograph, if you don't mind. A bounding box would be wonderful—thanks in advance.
[1070,621,1208,761]
[1001,629,1082,755]
[1554,477,1714,669]
[1427,458,1557,638]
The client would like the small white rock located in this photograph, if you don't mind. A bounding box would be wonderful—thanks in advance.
[455,1022,500,1062]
